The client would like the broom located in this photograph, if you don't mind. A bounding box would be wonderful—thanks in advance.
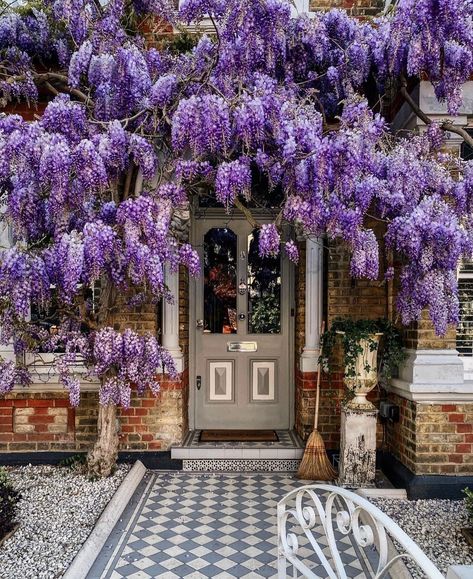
[297,321,337,481]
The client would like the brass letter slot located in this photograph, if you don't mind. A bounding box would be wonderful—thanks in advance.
[227,341,257,352]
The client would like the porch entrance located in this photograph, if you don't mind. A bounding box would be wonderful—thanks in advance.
[192,214,293,430]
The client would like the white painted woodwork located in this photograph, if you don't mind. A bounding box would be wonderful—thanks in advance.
[390,349,473,402]
[0,220,14,364]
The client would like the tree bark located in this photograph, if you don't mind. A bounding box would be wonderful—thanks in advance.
[86,403,119,478]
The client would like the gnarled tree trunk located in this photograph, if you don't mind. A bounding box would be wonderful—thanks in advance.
[87,403,119,478]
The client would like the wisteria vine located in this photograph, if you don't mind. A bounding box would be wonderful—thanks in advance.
[0,0,471,405]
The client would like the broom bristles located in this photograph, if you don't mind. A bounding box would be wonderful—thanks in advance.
[297,429,337,481]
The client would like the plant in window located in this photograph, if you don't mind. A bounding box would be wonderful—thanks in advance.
[249,293,281,334]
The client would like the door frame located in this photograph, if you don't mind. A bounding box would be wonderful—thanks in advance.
[188,207,296,431]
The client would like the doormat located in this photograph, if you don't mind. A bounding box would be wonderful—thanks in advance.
[200,430,279,442]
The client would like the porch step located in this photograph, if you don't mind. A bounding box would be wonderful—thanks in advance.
[182,458,302,472]
[172,429,305,471]
[172,447,304,459]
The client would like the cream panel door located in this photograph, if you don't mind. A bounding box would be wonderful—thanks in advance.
[193,216,292,429]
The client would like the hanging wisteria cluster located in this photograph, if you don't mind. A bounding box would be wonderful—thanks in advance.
[0,0,472,404]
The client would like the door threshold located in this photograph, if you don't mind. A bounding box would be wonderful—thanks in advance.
[172,429,304,460]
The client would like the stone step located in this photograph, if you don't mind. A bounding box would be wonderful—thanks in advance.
[182,458,302,472]
[172,447,304,460]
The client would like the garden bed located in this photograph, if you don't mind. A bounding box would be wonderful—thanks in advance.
[0,462,130,579]
[371,497,473,577]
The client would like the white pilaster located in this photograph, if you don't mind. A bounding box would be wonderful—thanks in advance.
[162,266,184,374]
[300,237,323,373]
[290,0,309,16]
[0,221,14,363]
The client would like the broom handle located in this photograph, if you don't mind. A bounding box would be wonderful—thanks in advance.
[313,321,325,431]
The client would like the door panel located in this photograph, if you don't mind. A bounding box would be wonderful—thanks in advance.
[194,217,291,429]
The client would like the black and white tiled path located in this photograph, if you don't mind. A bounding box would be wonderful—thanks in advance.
[87,472,374,579]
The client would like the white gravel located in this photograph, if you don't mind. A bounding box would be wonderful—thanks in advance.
[0,463,130,579]
[371,497,473,577]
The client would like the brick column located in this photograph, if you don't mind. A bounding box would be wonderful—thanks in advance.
[387,315,473,478]
[295,239,328,440]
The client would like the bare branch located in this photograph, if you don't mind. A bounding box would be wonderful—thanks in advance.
[43,81,60,98]
[123,164,136,201]
[4,71,93,106]
[234,198,259,229]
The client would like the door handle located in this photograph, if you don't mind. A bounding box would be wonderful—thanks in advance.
[196,319,204,329]
[196,375,202,390]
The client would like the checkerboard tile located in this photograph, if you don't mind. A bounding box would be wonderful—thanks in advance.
[88,473,375,579]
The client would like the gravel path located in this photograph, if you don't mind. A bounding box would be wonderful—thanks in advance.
[0,463,130,579]
[371,498,473,577]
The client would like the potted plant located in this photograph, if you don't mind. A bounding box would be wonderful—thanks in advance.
[320,318,405,410]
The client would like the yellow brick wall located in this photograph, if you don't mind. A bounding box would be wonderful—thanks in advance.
[387,395,473,475]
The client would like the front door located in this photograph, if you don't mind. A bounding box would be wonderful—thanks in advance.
[193,215,292,429]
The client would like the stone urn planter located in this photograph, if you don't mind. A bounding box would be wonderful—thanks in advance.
[320,319,404,395]
[341,332,383,410]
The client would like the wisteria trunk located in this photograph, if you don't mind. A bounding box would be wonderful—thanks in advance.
[86,403,119,478]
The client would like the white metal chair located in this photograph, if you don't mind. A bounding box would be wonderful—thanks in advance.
[277,484,445,579]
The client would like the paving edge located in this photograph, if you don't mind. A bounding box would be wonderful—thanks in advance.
[357,488,408,499]
[63,460,147,579]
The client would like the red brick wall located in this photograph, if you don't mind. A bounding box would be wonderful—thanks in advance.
[0,398,75,452]
[309,0,384,16]
[119,369,189,451]
[295,367,345,448]
[0,370,188,453]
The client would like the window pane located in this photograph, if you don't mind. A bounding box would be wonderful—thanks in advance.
[247,229,281,334]
[30,284,99,353]
[457,276,473,355]
[204,228,237,334]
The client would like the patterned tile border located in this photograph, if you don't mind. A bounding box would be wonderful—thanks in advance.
[182,458,301,472]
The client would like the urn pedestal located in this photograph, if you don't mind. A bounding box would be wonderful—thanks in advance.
[338,405,378,487]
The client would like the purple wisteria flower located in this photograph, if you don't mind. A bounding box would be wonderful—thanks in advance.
[0,0,472,414]
[259,224,280,258]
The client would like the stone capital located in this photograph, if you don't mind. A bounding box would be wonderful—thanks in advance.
[390,349,473,403]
